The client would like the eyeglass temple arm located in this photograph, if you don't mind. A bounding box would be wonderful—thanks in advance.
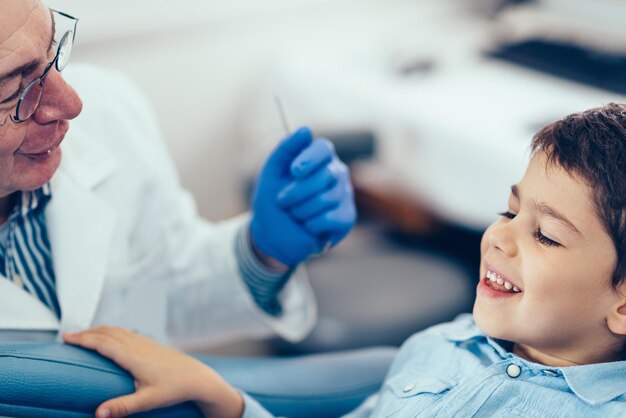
[50,9,79,42]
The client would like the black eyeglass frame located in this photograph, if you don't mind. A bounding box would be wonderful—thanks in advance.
[0,9,78,127]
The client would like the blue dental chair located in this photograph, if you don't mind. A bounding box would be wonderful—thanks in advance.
[0,343,396,418]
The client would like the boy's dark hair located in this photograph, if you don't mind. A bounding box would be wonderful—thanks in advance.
[531,103,626,289]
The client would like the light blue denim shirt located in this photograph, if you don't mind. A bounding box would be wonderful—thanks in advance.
[242,314,626,418]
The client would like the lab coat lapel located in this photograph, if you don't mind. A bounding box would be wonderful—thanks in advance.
[47,126,117,335]
[0,277,59,330]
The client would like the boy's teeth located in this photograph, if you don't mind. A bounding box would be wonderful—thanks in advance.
[486,270,521,293]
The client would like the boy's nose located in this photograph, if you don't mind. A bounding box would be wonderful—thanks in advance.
[487,224,518,257]
[31,71,83,125]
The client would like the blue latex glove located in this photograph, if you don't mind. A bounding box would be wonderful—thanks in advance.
[251,126,356,266]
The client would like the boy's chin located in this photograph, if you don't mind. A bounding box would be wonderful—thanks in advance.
[473,304,515,341]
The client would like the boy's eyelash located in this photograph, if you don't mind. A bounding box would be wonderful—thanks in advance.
[533,229,560,247]
[497,211,561,248]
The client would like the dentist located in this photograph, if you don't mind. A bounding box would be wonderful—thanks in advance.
[0,0,356,346]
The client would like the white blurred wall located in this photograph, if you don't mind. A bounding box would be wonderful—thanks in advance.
[45,0,420,220]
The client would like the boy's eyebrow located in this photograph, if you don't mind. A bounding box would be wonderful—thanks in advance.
[511,185,582,235]
[0,9,56,82]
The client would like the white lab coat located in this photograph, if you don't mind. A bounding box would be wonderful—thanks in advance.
[0,65,316,347]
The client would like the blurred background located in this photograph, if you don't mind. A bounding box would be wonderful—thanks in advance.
[47,0,626,355]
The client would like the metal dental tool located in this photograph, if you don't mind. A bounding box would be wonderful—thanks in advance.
[274,95,291,136]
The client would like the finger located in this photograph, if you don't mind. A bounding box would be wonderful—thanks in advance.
[63,328,119,348]
[64,326,128,347]
[288,178,347,221]
[265,126,313,176]
[277,161,344,207]
[305,197,357,245]
[96,388,162,418]
[63,331,131,370]
[76,326,146,348]
[290,138,335,178]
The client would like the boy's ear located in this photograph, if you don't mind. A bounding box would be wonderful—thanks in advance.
[608,290,626,335]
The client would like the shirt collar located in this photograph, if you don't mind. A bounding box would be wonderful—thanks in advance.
[442,314,511,358]
[13,183,52,220]
[561,361,626,405]
[442,313,487,342]
[442,314,626,405]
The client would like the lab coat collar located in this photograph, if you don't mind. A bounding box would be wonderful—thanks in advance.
[48,124,118,335]
[0,124,118,335]
[55,124,118,190]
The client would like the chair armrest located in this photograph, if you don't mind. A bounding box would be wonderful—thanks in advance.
[200,347,397,418]
[0,343,396,418]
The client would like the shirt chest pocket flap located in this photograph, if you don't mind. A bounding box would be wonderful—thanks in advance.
[379,371,456,417]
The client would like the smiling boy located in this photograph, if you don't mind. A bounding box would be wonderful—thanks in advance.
[65,103,626,417]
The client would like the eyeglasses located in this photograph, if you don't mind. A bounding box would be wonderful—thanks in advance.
[0,9,78,127]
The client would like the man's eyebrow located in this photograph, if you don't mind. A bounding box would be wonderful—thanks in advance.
[510,185,582,235]
[0,60,40,83]
[0,9,56,82]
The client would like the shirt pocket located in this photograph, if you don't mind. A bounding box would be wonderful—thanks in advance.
[376,371,456,417]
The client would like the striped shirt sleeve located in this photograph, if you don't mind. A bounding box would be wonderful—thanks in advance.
[235,224,294,316]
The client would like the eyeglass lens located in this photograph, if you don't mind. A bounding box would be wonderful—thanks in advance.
[17,81,44,122]
[56,32,72,71]
[16,30,74,121]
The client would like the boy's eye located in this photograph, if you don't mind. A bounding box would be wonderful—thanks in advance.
[534,229,561,247]
[498,211,516,220]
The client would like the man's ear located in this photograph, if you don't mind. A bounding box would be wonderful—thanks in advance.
[608,288,626,335]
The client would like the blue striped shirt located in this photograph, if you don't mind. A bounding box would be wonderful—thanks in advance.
[0,184,60,318]
[236,224,293,316]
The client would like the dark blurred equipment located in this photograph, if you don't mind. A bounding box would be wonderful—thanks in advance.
[488,39,626,95]
[320,130,376,166]
[488,0,626,95]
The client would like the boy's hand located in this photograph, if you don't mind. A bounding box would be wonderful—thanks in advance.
[63,327,243,418]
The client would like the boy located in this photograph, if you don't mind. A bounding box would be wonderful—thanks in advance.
[64,103,626,417]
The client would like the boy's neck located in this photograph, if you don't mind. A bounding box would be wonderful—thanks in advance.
[513,342,624,367]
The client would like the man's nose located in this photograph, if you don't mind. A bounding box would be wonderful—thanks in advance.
[31,70,83,124]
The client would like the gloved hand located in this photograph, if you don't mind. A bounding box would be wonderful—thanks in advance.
[250,126,356,266]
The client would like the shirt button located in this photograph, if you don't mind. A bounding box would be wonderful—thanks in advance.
[506,364,522,378]
[543,369,559,377]
[403,384,416,393]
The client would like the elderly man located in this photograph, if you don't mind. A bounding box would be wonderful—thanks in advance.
[0,0,356,346]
